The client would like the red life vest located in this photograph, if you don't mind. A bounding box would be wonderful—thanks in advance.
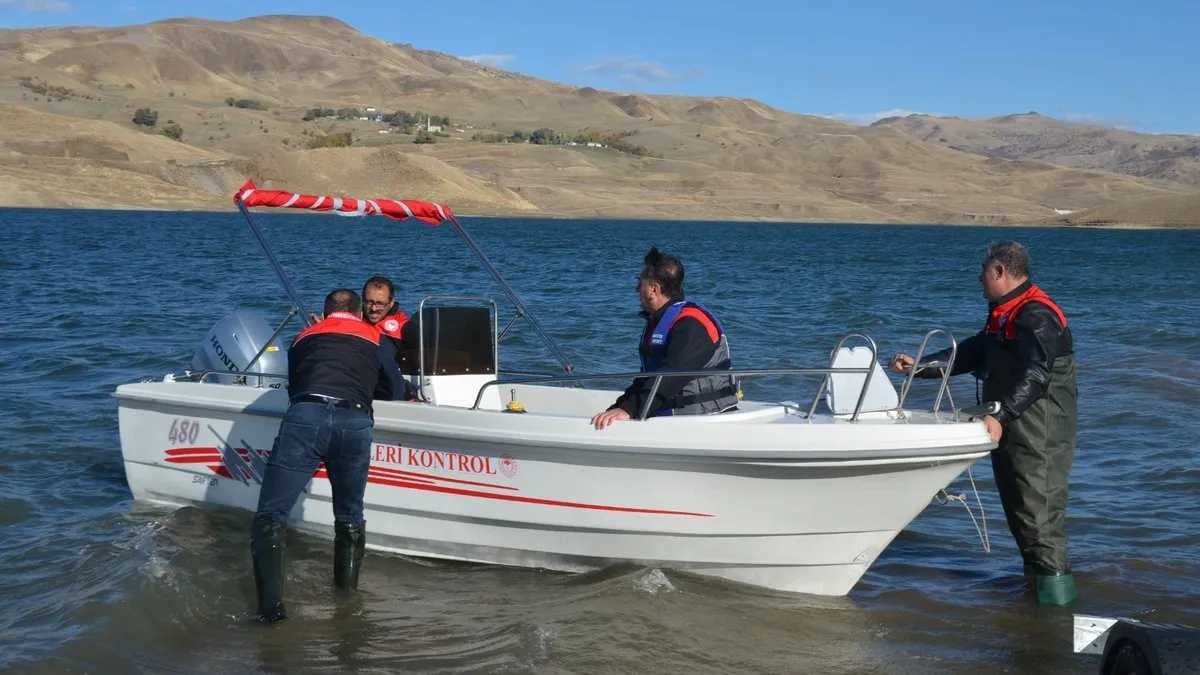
[375,311,409,340]
[986,284,1068,340]
[294,311,379,347]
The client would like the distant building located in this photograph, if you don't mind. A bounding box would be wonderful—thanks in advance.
[424,116,443,133]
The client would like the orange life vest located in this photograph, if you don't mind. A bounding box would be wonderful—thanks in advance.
[986,284,1067,340]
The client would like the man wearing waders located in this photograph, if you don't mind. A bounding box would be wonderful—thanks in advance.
[888,241,1079,605]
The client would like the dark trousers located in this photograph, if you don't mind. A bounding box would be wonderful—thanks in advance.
[252,401,374,539]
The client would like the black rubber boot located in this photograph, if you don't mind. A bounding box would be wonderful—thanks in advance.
[251,520,288,623]
[333,521,366,590]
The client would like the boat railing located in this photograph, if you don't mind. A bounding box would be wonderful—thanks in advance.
[897,328,958,413]
[154,370,290,386]
[469,365,878,420]
[470,329,972,422]
[471,332,890,421]
[415,295,500,401]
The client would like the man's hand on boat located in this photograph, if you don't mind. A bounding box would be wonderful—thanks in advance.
[888,353,916,374]
[890,353,1002,441]
[591,408,630,430]
[981,415,1003,441]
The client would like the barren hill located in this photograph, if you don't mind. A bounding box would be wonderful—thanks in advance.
[872,113,1200,188]
[1043,192,1200,228]
[0,15,1195,225]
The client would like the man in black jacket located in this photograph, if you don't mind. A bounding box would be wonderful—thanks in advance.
[591,247,740,430]
[250,288,398,623]
[889,241,1079,605]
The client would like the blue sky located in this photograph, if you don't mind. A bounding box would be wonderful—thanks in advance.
[3,0,1198,134]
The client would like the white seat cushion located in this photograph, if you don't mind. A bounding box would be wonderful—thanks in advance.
[825,346,899,415]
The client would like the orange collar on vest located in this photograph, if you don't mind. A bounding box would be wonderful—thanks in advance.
[986,283,1066,339]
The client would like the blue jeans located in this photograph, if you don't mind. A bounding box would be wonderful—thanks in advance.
[252,401,374,536]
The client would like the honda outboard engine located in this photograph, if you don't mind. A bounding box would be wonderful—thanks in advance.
[190,310,289,389]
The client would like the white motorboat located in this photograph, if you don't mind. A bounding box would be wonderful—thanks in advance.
[113,181,997,597]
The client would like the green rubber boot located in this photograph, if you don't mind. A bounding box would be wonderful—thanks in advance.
[1033,572,1077,606]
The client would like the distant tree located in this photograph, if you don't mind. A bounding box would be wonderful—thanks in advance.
[307,131,354,149]
[529,128,557,145]
[413,129,435,144]
[132,108,159,128]
[233,99,267,111]
[225,97,236,106]
[161,123,184,141]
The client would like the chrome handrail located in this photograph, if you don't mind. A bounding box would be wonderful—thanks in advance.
[166,369,289,384]
[415,295,499,402]
[469,365,875,420]
[804,333,878,422]
[897,329,958,413]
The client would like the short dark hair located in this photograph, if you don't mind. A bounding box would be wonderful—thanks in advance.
[363,275,394,300]
[324,288,361,315]
[640,246,684,298]
[985,241,1031,279]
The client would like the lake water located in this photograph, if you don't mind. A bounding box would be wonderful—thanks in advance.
[1,208,1198,674]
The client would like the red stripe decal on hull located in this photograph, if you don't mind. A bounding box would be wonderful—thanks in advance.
[169,447,709,517]
[362,475,712,517]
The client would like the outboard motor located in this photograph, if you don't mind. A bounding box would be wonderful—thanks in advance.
[190,310,289,389]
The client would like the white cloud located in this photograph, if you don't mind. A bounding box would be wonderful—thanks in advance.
[461,53,516,68]
[574,56,701,86]
[820,108,940,126]
[0,0,70,10]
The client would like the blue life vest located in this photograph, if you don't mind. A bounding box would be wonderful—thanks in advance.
[640,300,724,372]
[637,300,739,417]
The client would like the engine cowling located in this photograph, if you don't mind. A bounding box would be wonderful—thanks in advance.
[190,310,288,389]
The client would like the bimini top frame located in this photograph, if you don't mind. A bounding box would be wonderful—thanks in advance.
[232,179,575,375]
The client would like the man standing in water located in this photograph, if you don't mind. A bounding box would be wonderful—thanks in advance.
[889,241,1079,605]
[251,288,390,623]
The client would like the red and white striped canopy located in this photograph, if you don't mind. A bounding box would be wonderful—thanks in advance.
[233,180,451,225]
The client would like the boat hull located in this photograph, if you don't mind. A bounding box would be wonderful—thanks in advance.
[116,381,992,596]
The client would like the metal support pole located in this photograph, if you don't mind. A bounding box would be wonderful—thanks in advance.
[236,199,314,327]
[446,215,574,374]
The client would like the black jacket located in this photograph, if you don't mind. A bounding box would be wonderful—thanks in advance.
[287,313,405,409]
[920,281,1074,423]
[609,296,723,417]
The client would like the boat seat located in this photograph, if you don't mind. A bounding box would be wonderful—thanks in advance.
[824,346,899,415]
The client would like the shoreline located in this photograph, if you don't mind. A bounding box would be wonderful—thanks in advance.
[2,202,1198,230]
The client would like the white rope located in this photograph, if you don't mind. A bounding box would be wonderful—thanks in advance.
[935,467,991,553]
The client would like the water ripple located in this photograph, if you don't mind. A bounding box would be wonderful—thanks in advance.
[0,209,1198,673]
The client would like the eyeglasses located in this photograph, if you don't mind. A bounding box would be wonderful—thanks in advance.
[364,300,392,308]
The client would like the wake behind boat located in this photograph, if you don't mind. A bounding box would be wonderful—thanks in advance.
[113,181,997,597]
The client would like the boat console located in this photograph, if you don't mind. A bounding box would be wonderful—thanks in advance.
[394,300,502,409]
